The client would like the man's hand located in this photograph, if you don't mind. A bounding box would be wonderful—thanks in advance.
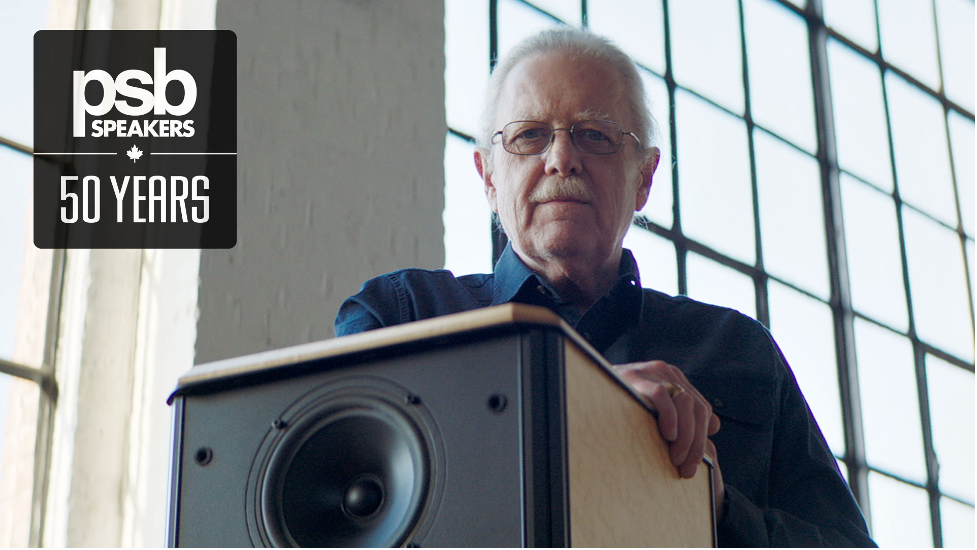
[611,361,721,478]
[612,361,726,519]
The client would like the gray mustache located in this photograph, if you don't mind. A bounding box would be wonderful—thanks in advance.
[528,177,596,203]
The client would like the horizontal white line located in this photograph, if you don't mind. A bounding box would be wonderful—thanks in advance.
[33,152,117,155]
[150,152,238,155]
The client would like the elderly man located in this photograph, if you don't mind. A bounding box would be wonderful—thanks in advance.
[336,28,874,547]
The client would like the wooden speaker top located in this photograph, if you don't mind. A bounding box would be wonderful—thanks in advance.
[171,303,609,401]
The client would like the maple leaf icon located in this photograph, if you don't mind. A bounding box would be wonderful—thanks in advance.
[126,145,143,163]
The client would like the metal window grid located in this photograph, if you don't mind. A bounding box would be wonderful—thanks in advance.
[445,0,976,545]
[0,136,64,547]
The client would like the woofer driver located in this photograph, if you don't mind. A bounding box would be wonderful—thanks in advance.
[247,378,434,547]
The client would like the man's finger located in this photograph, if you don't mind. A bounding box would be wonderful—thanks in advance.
[668,390,696,469]
[708,410,721,436]
[678,398,712,478]
[633,378,679,442]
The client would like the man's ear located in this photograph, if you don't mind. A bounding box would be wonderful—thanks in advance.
[474,147,499,213]
[634,146,660,211]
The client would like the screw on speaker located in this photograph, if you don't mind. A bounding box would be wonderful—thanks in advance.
[245,376,444,547]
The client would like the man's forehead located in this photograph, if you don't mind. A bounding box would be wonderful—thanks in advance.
[497,53,628,125]
[506,106,614,122]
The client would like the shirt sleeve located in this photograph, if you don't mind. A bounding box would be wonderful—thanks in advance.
[333,274,404,336]
[716,349,876,547]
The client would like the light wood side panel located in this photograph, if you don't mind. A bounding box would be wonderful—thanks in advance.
[565,342,715,547]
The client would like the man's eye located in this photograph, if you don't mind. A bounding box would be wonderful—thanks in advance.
[581,129,609,142]
[514,128,545,141]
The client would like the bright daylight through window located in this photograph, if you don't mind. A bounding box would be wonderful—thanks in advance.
[444,0,973,547]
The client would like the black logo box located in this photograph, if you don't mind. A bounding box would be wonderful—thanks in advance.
[34,30,236,249]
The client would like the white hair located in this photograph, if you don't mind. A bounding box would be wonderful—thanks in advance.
[477,27,658,152]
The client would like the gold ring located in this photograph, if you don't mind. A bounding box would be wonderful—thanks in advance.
[663,382,685,398]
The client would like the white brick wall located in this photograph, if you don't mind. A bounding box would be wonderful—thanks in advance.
[196,0,447,364]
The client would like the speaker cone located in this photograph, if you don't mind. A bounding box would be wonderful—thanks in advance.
[259,398,428,547]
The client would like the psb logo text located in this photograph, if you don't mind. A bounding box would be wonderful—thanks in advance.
[35,30,237,249]
[72,47,197,138]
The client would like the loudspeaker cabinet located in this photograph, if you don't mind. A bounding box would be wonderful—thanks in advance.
[168,304,715,547]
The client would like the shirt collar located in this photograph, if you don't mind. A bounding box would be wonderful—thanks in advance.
[490,242,645,312]
[491,243,543,306]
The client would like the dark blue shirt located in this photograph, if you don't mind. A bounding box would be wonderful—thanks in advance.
[335,245,875,547]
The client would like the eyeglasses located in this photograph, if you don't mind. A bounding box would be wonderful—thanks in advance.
[492,119,640,156]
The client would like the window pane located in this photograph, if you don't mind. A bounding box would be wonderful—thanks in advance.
[0,375,39,547]
[525,0,580,25]
[686,253,756,319]
[903,207,974,362]
[624,226,677,296]
[589,0,666,76]
[877,0,941,91]
[823,0,879,53]
[754,130,830,299]
[840,174,908,331]
[637,72,672,229]
[668,0,744,114]
[0,148,30,363]
[828,40,893,192]
[497,0,561,61]
[768,280,844,455]
[0,3,44,145]
[444,135,493,275]
[676,90,755,264]
[886,73,956,227]
[743,0,817,153]
[935,0,975,112]
[855,319,926,483]
[948,111,974,238]
[925,354,974,503]
[867,471,934,548]
[941,498,976,549]
[968,238,975,308]
[445,0,489,137]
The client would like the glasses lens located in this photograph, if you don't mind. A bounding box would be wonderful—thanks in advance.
[499,120,627,155]
[502,122,552,154]
[571,120,624,154]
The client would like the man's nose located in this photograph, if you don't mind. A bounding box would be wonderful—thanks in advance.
[543,128,583,177]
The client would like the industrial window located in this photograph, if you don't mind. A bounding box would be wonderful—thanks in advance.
[443,0,975,546]
[0,3,59,547]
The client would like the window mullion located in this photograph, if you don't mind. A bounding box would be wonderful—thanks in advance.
[807,0,870,518]
[736,0,769,328]
[29,246,66,547]
[0,136,33,155]
[873,0,944,541]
